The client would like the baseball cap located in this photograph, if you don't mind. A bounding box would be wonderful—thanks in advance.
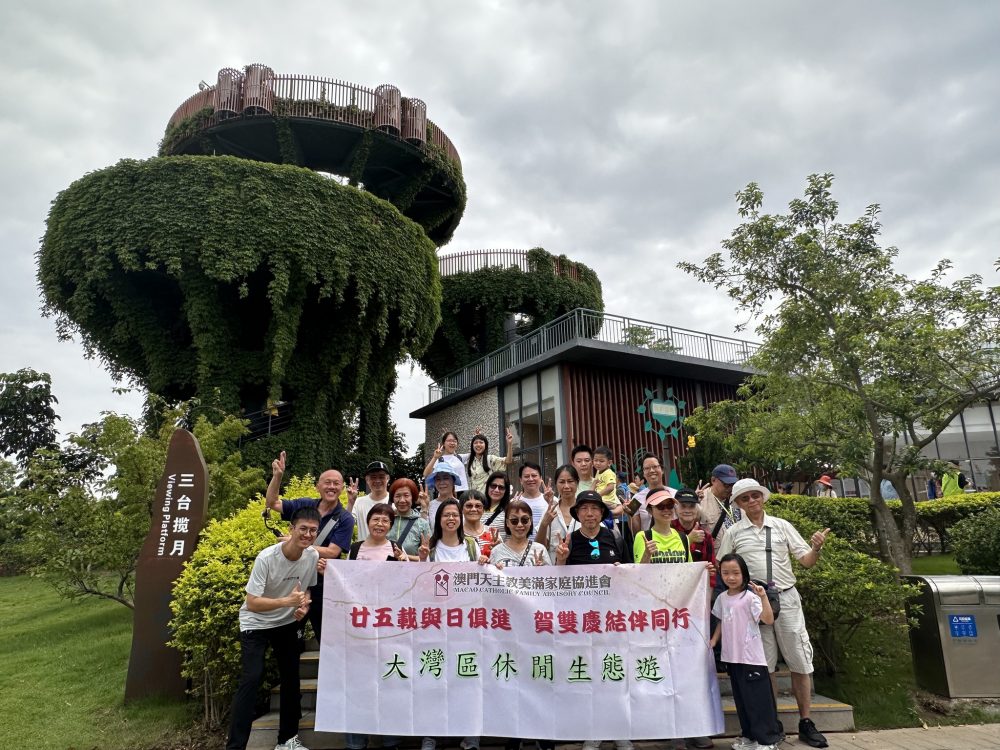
[674,487,700,504]
[711,464,738,485]
[365,460,390,475]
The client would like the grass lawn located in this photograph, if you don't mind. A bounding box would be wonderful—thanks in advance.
[910,553,961,575]
[0,575,203,749]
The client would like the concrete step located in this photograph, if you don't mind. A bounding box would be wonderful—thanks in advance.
[300,649,319,680]
[250,694,854,749]
[716,669,792,696]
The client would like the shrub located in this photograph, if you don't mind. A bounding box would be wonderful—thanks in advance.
[766,506,921,676]
[769,494,877,555]
[170,500,283,727]
[948,506,1000,575]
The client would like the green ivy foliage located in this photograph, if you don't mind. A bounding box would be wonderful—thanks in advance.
[947,505,1000,575]
[419,248,604,379]
[38,156,442,476]
[766,505,921,676]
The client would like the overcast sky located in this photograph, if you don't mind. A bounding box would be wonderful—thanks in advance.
[1,1,998,456]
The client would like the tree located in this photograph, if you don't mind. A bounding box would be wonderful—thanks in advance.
[680,395,833,489]
[14,402,263,607]
[0,369,59,466]
[679,174,1000,572]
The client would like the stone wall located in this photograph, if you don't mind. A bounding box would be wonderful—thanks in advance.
[423,388,502,461]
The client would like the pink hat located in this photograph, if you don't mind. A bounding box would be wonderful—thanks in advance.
[818,475,834,487]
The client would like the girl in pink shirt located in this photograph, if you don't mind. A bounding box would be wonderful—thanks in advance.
[710,553,782,750]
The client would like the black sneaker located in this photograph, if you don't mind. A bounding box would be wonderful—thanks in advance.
[798,718,828,748]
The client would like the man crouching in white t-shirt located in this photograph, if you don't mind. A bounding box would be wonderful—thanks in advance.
[226,507,320,750]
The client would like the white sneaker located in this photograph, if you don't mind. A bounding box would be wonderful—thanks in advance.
[421,740,437,750]
[275,737,309,750]
[756,745,778,750]
[614,742,634,750]
[582,742,602,750]
[730,739,757,750]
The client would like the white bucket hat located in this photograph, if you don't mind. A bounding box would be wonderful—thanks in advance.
[731,478,771,504]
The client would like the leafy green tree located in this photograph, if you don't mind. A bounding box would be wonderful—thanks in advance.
[15,402,263,607]
[0,369,59,466]
[680,174,1000,572]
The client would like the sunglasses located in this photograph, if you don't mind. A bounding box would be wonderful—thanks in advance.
[508,516,531,526]
[652,500,676,511]
[488,483,506,491]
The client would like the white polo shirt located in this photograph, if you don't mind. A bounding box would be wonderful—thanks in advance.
[717,513,811,591]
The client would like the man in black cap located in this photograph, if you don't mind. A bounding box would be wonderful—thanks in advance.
[697,464,741,542]
[350,460,392,541]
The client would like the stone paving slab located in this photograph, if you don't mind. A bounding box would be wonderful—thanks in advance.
[748,723,1000,749]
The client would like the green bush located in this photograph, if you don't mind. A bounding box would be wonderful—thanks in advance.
[766,506,921,676]
[170,500,284,727]
[769,494,877,554]
[769,492,1000,557]
[948,506,1000,575]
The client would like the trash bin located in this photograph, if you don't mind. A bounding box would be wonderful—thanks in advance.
[904,575,1000,698]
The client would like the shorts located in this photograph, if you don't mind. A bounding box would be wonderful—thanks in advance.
[760,586,814,674]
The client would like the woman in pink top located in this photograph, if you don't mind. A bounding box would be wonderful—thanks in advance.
[710,553,782,750]
[348,503,408,561]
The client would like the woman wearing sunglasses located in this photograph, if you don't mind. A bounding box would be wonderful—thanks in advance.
[554,490,621,565]
[634,489,693,565]
[489,499,550,568]
[483,471,511,539]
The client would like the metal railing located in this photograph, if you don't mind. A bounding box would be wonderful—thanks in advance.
[438,249,580,280]
[165,64,460,167]
[427,308,759,402]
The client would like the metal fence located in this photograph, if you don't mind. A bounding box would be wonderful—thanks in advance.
[437,249,580,280]
[427,308,759,402]
[165,64,460,167]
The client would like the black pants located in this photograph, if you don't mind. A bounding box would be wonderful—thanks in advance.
[726,663,782,746]
[226,620,302,750]
[305,583,324,642]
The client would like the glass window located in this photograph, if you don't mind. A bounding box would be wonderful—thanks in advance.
[504,382,521,451]
[540,366,560,445]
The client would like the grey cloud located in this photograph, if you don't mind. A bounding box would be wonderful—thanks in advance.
[1,0,998,454]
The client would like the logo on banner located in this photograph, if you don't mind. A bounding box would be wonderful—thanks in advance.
[434,570,450,597]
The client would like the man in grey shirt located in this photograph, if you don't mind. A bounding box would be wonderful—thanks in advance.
[227,507,321,750]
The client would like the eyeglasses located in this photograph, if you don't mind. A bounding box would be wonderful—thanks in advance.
[508,516,531,526]
[589,539,600,559]
[295,527,319,536]
[441,512,461,520]
[464,503,484,511]
[488,483,506,491]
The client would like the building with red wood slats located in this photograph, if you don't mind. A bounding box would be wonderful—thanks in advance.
[410,306,757,484]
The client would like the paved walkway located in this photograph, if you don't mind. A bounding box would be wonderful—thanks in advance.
[716,724,1000,749]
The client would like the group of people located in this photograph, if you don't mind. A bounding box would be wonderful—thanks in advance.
[227,432,831,750]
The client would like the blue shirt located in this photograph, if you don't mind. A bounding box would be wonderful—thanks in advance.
[280,497,355,581]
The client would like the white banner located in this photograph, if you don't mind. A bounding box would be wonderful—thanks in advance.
[316,561,723,740]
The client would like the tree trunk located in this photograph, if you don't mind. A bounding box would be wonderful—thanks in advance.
[868,489,911,574]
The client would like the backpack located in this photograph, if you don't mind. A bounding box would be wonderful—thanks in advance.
[643,527,690,562]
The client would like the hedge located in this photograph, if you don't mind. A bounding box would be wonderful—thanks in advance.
[768,492,1000,555]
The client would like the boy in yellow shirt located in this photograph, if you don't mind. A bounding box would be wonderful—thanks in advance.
[593,446,624,517]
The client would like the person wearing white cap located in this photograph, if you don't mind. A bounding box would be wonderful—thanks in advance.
[717,478,831,749]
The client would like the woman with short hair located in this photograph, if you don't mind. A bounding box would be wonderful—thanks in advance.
[388,478,431,561]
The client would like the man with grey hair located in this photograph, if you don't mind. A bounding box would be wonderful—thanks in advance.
[717,478,831,749]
